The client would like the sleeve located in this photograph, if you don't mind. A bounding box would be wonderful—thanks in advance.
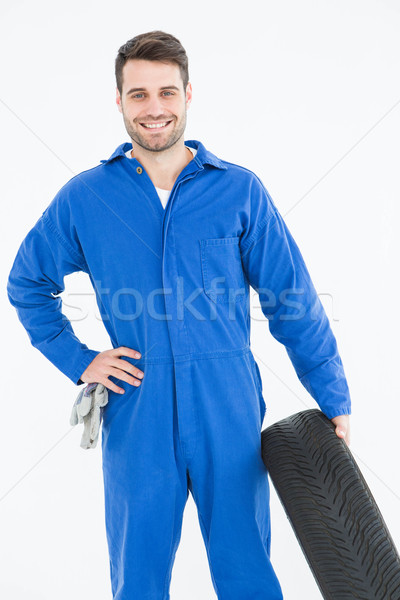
[6,207,101,386]
[240,176,351,420]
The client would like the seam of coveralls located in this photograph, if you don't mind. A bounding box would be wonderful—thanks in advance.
[170,211,200,464]
[187,483,220,597]
[240,212,274,256]
[262,522,272,557]
[207,156,280,254]
[178,390,200,467]
[72,347,253,372]
[174,346,253,367]
[149,345,253,363]
[253,358,271,557]
[161,463,195,598]
[218,161,280,250]
[161,521,183,599]
[42,210,89,271]
[170,212,195,356]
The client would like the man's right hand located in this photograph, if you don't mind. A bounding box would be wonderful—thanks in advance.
[79,347,144,394]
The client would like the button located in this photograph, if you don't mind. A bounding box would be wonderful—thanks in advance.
[136,166,143,174]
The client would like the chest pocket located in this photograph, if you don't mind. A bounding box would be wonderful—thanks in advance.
[200,236,246,304]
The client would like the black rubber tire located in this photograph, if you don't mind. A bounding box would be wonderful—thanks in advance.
[261,409,400,600]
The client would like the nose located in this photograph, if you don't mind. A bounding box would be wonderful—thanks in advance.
[143,94,166,120]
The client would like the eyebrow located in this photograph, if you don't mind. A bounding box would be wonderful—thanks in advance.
[126,85,180,95]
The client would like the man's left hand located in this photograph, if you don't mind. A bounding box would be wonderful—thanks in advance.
[331,414,351,447]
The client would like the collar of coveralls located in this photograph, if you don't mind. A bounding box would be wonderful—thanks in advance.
[100,139,228,171]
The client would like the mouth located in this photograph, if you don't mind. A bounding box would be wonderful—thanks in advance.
[139,120,173,131]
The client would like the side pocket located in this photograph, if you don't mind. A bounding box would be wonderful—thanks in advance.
[102,381,141,429]
[251,356,267,422]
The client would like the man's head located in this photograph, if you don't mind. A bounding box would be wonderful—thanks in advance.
[115,31,192,153]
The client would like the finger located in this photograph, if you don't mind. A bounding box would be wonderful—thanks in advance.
[109,357,144,379]
[110,346,142,359]
[106,365,143,387]
[97,377,126,395]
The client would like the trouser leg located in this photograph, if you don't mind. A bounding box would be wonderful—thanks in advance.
[101,362,188,600]
[187,354,284,600]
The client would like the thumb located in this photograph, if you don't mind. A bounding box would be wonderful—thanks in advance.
[335,425,351,447]
[336,425,346,438]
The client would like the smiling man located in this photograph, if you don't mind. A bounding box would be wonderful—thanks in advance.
[7,30,351,599]
[120,60,188,152]
[116,57,194,197]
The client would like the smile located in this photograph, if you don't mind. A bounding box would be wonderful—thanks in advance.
[140,120,172,130]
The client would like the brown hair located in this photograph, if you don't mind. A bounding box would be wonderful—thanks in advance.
[115,30,189,95]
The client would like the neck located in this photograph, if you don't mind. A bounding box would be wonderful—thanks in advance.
[129,138,192,190]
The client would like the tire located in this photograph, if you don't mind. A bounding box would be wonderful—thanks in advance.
[261,409,400,600]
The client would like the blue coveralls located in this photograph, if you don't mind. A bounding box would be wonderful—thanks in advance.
[7,139,352,599]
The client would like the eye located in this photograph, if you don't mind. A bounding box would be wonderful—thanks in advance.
[162,91,174,96]
[131,93,144,99]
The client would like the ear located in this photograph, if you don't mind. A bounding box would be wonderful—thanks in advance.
[116,87,123,114]
[185,82,193,109]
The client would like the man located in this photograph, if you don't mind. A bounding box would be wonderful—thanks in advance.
[7,30,351,599]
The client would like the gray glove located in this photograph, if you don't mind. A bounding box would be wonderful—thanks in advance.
[70,382,109,449]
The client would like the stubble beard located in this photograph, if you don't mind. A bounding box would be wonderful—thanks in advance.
[123,109,187,153]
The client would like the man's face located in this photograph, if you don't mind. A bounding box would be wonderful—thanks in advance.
[116,59,192,153]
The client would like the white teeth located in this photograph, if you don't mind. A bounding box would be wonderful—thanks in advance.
[142,122,169,129]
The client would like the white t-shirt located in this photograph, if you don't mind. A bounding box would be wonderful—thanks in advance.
[125,145,198,209]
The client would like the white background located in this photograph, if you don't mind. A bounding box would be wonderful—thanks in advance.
[1,1,400,598]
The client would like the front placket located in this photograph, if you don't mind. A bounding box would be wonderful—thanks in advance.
[161,162,204,462]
